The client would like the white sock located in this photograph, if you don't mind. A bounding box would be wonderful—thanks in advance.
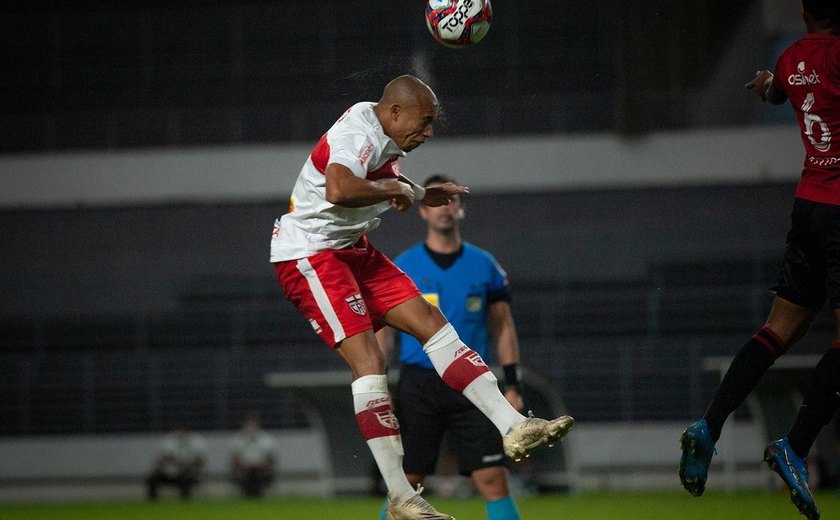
[351,374,414,498]
[423,323,525,434]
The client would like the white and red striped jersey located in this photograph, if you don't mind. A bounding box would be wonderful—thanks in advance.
[270,102,406,262]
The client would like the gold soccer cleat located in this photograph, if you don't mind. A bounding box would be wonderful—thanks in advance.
[386,485,455,520]
[503,411,575,462]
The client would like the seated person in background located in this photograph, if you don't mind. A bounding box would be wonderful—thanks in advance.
[146,422,206,500]
[230,413,276,497]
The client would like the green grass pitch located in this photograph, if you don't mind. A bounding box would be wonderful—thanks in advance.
[0,492,837,520]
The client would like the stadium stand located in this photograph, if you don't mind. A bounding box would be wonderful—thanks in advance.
[0,1,756,153]
[1,252,834,436]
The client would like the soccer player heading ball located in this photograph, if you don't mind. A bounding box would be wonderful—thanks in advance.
[270,75,573,520]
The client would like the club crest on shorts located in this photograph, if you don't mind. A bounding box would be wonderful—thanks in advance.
[345,293,367,315]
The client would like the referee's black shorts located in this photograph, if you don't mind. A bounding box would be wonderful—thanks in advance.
[774,197,840,309]
[394,363,507,476]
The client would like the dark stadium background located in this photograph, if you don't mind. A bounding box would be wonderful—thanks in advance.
[2,0,836,504]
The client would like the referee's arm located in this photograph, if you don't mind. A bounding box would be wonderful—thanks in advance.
[488,300,525,412]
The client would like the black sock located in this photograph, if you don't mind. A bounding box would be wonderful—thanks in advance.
[787,346,840,459]
[704,327,786,442]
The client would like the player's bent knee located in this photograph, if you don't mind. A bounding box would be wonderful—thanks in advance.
[384,296,448,341]
[335,331,387,378]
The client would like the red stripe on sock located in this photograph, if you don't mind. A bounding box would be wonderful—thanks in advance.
[441,349,491,393]
[753,326,788,358]
[760,326,786,350]
[355,404,400,440]
[832,342,840,350]
[752,333,778,357]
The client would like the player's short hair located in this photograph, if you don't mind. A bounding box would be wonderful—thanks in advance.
[803,0,839,23]
[423,173,456,187]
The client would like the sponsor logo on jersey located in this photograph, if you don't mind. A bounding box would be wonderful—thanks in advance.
[345,293,367,315]
[788,61,820,85]
[359,142,375,167]
[808,155,840,167]
[375,410,400,430]
[272,221,280,238]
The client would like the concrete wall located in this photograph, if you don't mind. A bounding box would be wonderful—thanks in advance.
[0,430,329,502]
[0,422,770,503]
[0,126,802,209]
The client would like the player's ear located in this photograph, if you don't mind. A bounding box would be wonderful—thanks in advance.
[390,103,401,121]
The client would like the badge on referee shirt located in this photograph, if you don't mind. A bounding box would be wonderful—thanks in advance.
[422,293,440,307]
[466,295,482,312]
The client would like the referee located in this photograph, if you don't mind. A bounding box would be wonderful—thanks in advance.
[378,174,525,520]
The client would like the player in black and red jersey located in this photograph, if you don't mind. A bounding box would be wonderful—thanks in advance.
[679,2,839,519]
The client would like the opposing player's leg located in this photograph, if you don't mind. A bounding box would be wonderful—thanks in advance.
[679,296,816,496]
[765,311,840,519]
[681,200,835,495]
[759,200,840,517]
[764,438,820,520]
[383,296,573,462]
[678,417,715,497]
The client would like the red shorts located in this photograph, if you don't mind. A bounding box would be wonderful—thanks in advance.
[274,236,420,348]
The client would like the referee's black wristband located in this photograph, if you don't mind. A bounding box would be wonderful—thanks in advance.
[502,363,522,390]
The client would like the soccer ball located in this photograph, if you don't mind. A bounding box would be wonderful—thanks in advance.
[425,0,492,48]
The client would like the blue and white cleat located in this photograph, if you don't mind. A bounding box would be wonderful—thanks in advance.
[764,438,820,520]
[679,418,716,497]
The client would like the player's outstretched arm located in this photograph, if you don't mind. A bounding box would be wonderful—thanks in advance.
[422,182,470,206]
[396,174,468,206]
[745,70,787,105]
[326,163,414,209]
